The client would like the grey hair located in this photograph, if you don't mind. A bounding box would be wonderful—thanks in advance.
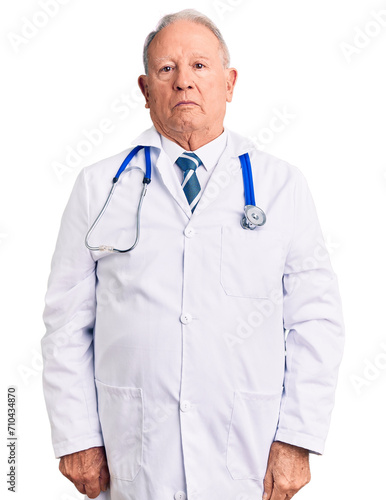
[142,9,230,74]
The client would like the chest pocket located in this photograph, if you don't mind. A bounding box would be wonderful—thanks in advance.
[220,226,285,299]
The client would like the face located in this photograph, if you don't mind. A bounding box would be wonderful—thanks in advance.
[138,20,237,138]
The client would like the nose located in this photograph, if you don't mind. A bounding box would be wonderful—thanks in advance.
[173,66,194,91]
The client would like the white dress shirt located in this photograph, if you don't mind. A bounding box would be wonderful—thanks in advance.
[160,129,228,194]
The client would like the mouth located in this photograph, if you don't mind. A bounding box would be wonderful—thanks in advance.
[174,100,198,108]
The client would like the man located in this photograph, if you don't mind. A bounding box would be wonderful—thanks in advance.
[41,9,345,500]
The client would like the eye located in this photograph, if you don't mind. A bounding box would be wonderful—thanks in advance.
[195,63,204,69]
[161,66,172,73]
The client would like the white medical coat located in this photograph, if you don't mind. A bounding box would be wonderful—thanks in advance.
[41,126,345,500]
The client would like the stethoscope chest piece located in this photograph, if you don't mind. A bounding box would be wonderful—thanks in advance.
[241,204,266,230]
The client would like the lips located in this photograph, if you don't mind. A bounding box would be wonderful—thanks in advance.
[174,100,198,107]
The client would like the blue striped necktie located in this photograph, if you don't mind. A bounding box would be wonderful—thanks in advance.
[175,152,203,213]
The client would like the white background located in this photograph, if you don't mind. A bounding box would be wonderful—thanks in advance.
[1,0,386,498]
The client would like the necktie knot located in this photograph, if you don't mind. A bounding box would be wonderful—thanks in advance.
[175,152,203,173]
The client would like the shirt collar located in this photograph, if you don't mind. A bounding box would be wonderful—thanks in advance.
[132,125,256,159]
[160,129,228,171]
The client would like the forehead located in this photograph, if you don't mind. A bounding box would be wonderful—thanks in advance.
[148,20,221,63]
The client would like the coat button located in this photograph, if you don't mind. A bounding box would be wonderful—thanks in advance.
[180,313,192,324]
[184,227,195,238]
[180,400,192,412]
[174,492,186,500]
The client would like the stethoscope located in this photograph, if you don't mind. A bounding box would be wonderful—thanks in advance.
[239,152,267,230]
[85,145,266,253]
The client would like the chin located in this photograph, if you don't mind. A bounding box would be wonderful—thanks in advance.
[171,117,205,133]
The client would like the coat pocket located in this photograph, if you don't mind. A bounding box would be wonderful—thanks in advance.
[226,389,282,481]
[220,226,284,299]
[95,379,143,481]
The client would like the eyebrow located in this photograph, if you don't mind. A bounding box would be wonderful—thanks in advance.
[153,56,173,63]
[153,54,211,64]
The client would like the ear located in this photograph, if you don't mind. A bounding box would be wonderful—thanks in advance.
[138,75,150,109]
[225,68,238,103]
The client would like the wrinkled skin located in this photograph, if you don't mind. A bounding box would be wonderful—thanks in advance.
[59,441,310,500]
[263,441,311,499]
[59,446,110,499]
[138,19,238,151]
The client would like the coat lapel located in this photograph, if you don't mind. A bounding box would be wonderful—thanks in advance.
[132,126,192,220]
[154,149,192,220]
[191,129,256,218]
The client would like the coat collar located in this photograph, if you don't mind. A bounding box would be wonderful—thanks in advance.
[131,125,257,219]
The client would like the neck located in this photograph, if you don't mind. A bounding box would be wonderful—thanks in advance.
[153,122,224,151]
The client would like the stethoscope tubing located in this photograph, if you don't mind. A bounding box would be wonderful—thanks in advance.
[84,168,149,253]
[239,153,255,206]
[85,143,151,252]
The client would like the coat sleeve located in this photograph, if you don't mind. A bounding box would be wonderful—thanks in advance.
[41,168,104,458]
[274,168,345,455]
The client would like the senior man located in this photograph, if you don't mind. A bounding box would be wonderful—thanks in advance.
[42,9,345,500]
